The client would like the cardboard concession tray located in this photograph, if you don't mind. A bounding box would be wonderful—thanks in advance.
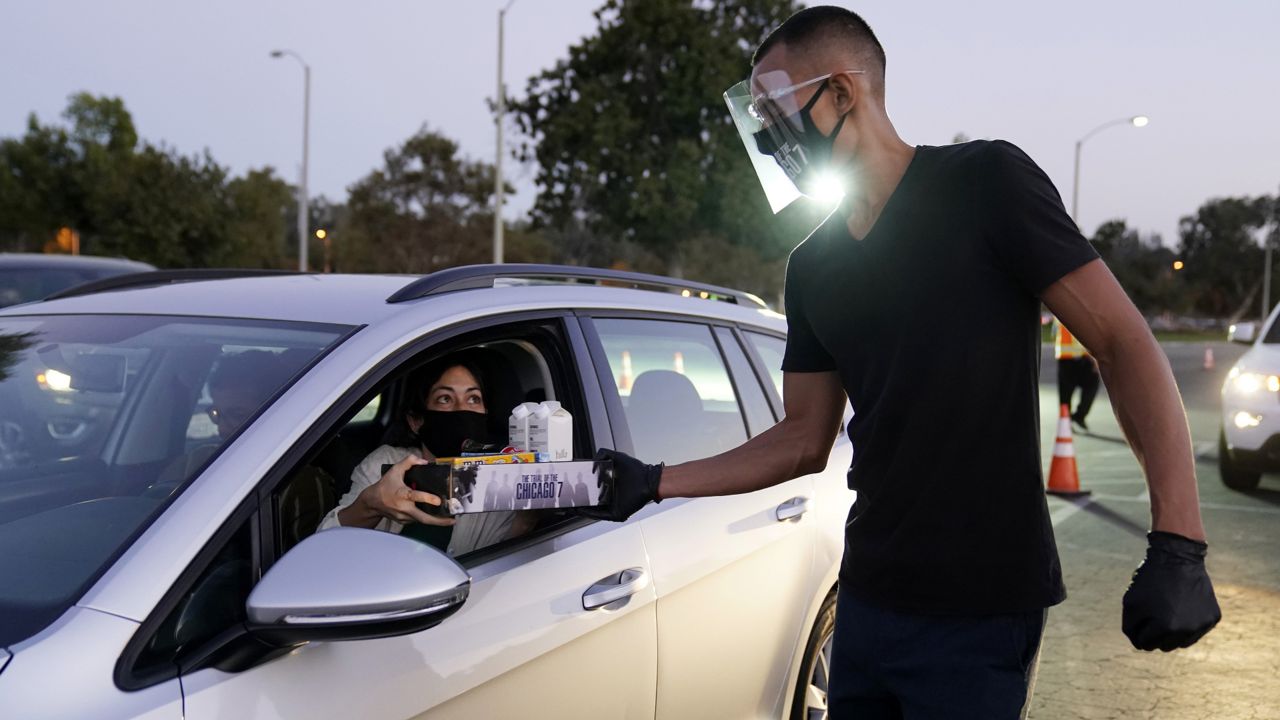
[389,454,611,517]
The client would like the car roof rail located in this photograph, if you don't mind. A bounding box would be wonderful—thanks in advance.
[386,264,769,309]
[44,269,304,301]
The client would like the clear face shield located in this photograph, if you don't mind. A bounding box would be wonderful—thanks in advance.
[723,69,864,213]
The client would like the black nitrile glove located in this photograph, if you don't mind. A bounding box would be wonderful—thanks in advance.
[576,448,662,522]
[1122,531,1222,651]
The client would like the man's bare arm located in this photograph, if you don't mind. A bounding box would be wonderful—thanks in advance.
[658,370,846,499]
[1041,258,1206,541]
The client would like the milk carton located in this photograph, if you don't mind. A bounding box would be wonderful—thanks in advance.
[528,400,573,461]
[507,401,539,451]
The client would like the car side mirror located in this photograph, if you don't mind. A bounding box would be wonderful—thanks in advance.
[245,527,470,646]
[1229,322,1258,345]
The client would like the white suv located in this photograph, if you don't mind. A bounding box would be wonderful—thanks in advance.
[0,265,853,719]
[1220,312,1280,490]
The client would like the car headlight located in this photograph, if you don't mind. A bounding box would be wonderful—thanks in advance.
[1226,368,1280,395]
[1234,411,1263,429]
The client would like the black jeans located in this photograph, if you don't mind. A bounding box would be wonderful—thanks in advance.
[1057,356,1099,420]
[829,588,1046,719]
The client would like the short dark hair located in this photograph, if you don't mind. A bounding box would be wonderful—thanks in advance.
[753,6,886,91]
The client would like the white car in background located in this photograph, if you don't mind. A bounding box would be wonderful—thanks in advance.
[1220,313,1280,490]
[0,265,853,719]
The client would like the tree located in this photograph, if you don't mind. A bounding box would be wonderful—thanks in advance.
[1091,219,1176,314]
[0,115,78,249]
[510,0,808,288]
[338,126,513,273]
[224,168,295,269]
[0,93,298,269]
[1177,196,1272,317]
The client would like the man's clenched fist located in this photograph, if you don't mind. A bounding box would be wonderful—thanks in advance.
[1122,531,1221,651]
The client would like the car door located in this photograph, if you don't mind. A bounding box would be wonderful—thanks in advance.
[166,314,658,719]
[584,315,817,719]
[179,521,658,720]
[743,328,856,591]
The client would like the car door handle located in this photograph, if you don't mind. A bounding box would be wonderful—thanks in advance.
[582,568,649,611]
[775,496,810,522]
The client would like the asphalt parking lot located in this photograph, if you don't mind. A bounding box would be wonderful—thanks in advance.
[1030,342,1280,719]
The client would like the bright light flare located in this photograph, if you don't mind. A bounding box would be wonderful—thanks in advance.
[1234,411,1262,429]
[809,172,846,204]
[1131,115,1149,128]
[1172,260,1184,271]
[1228,370,1280,395]
[38,369,73,392]
[1233,372,1263,394]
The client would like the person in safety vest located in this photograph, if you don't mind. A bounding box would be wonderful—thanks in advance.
[1055,317,1101,431]
[582,7,1220,719]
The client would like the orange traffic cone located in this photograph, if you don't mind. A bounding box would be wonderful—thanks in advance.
[1047,404,1090,497]
[1203,346,1215,371]
[618,350,634,392]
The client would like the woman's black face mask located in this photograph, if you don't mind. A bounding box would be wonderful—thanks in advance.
[418,410,490,458]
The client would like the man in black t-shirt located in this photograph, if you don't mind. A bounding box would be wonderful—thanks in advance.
[585,6,1220,718]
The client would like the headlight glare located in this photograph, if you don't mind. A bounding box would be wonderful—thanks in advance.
[1234,411,1263,429]
[1229,372,1278,395]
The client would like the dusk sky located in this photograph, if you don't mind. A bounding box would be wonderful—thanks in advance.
[4,1,1277,248]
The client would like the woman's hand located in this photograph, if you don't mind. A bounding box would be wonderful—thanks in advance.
[339,455,455,528]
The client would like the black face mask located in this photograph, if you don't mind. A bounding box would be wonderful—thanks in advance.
[752,79,848,193]
[418,410,490,458]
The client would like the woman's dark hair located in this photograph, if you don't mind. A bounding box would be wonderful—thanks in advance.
[381,350,488,447]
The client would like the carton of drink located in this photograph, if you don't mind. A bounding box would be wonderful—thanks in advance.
[529,401,573,461]
[507,402,539,451]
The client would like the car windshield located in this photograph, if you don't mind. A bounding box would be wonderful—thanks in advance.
[0,314,350,647]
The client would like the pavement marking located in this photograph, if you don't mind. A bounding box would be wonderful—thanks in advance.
[1074,448,1136,458]
[1048,495,1094,526]
[1087,492,1280,515]
[1049,490,1280,527]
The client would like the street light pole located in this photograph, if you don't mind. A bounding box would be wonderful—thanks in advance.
[1264,241,1272,323]
[494,0,517,265]
[1071,115,1149,228]
[271,49,311,272]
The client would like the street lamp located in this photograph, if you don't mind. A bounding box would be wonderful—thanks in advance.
[494,0,517,265]
[271,49,311,272]
[1071,115,1148,227]
[316,228,331,273]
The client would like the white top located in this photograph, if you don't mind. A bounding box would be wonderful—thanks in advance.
[317,445,517,557]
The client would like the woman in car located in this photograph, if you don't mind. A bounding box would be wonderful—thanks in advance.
[317,353,531,556]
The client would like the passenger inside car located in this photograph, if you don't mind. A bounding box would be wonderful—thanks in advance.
[317,351,536,556]
[148,350,302,496]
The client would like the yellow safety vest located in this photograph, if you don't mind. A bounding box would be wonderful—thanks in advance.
[1054,321,1088,360]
